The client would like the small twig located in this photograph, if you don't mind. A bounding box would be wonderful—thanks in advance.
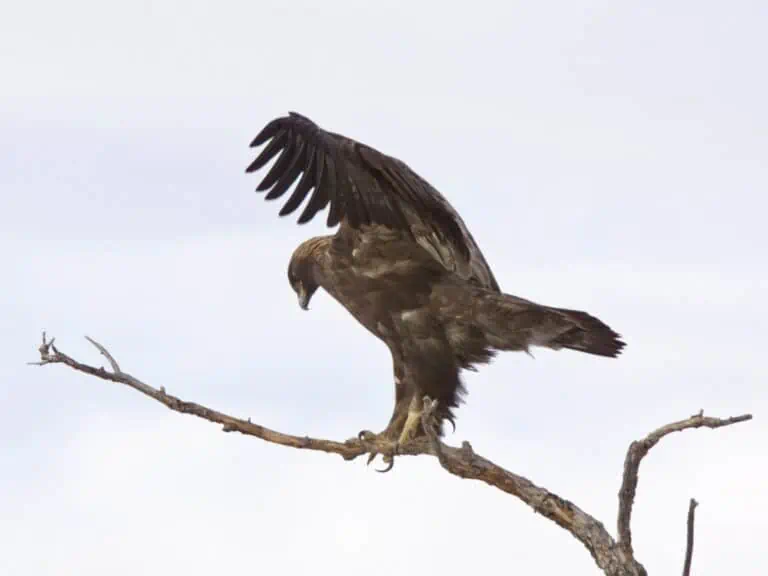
[28,331,56,366]
[617,411,752,560]
[85,335,121,372]
[682,498,698,576]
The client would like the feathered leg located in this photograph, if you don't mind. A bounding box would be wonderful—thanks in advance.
[394,309,464,444]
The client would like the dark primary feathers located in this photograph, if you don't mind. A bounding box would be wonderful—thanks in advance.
[246,111,500,292]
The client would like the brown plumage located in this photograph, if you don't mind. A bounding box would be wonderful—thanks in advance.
[248,112,625,460]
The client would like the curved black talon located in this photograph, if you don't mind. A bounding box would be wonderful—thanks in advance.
[355,429,400,472]
[376,455,395,473]
[374,442,400,473]
[358,429,376,442]
[358,430,383,467]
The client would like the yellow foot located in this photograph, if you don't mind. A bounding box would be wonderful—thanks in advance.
[397,409,424,446]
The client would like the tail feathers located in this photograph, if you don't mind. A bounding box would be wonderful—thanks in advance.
[474,291,626,358]
[548,308,625,358]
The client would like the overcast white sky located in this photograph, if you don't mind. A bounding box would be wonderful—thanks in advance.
[2,1,766,574]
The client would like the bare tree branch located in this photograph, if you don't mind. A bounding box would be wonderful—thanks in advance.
[682,498,699,576]
[617,410,751,562]
[30,332,374,460]
[30,333,752,576]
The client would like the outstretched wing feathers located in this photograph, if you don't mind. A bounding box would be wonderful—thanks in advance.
[263,137,306,199]
[248,129,288,175]
[277,145,315,215]
[247,112,500,291]
[299,149,332,224]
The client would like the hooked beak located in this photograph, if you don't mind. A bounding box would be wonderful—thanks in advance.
[297,287,309,310]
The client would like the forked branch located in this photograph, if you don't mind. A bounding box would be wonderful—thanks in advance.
[616,409,751,562]
[30,333,751,576]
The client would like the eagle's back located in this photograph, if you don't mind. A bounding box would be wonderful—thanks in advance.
[318,226,444,345]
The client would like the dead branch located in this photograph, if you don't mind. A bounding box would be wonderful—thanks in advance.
[31,332,752,576]
[682,498,698,576]
[616,409,751,563]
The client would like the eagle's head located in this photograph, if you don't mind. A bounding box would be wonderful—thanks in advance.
[287,241,322,311]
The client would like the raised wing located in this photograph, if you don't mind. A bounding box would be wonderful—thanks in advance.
[246,112,500,292]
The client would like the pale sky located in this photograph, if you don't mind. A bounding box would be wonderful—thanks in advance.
[2,1,766,575]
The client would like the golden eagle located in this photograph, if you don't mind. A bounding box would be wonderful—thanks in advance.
[247,112,624,467]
